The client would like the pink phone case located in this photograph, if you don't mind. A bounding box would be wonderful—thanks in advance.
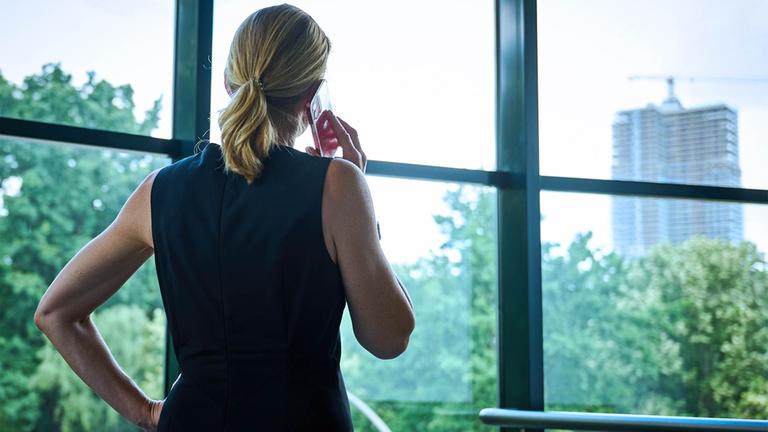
[308,80,337,157]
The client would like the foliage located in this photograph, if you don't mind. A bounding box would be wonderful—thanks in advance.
[631,238,768,418]
[543,234,768,419]
[0,62,161,135]
[0,63,166,431]
[543,233,683,414]
[0,63,766,431]
[348,189,767,429]
[342,186,497,431]
[30,306,165,432]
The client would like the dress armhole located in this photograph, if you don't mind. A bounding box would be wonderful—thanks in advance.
[319,158,339,266]
[149,166,168,253]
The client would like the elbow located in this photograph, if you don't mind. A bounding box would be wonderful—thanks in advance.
[34,308,49,331]
[34,303,62,331]
[35,308,87,331]
[372,335,412,360]
[34,292,52,330]
[370,315,416,360]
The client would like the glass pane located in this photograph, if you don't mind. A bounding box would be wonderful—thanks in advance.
[538,0,768,190]
[341,177,498,430]
[210,1,495,170]
[0,1,175,138]
[541,191,768,419]
[0,138,170,430]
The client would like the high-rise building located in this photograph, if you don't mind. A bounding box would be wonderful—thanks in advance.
[611,87,743,257]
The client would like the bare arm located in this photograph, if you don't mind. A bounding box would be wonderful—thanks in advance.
[325,158,416,359]
[34,169,162,430]
[395,275,413,309]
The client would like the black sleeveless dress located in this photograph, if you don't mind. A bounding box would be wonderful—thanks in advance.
[150,141,353,431]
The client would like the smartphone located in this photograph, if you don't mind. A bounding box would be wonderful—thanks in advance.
[307,79,338,157]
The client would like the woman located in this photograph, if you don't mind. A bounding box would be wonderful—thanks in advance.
[33,4,416,431]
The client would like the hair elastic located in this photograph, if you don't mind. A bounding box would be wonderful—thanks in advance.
[250,77,265,91]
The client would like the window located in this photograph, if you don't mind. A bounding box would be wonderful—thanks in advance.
[341,178,498,430]
[3,1,766,430]
[535,4,768,419]
[541,191,768,418]
[0,138,170,430]
[210,0,496,170]
[0,0,176,138]
[538,0,768,189]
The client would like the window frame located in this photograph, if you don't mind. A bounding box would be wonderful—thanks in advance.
[1,0,766,422]
[500,0,768,426]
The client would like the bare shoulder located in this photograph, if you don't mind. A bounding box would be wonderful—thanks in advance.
[327,158,365,184]
[139,167,163,193]
[321,158,376,260]
[325,158,369,203]
[122,167,163,249]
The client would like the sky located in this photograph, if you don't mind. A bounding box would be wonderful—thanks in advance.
[536,0,768,255]
[1,0,766,261]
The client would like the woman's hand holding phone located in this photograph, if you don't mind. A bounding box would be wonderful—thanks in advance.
[305,110,367,173]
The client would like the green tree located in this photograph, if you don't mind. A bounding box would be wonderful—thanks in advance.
[345,183,768,430]
[631,238,768,418]
[2,62,766,431]
[543,234,768,419]
[0,63,166,431]
[543,233,681,414]
[30,305,165,432]
[343,185,497,431]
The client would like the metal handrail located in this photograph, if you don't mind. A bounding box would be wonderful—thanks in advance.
[347,392,392,432]
[479,408,768,431]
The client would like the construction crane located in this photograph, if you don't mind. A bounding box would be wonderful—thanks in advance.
[628,75,768,104]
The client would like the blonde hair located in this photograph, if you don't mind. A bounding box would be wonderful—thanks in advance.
[216,3,331,184]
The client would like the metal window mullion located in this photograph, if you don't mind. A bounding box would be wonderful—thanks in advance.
[171,0,214,162]
[0,117,179,156]
[366,160,516,186]
[540,176,768,205]
[496,0,543,428]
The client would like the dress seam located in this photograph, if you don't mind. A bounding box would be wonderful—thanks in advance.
[217,173,231,430]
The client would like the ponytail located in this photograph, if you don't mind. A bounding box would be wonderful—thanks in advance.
[215,4,332,186]
[218,79,277,184]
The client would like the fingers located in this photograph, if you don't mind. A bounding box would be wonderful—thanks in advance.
[336,115,366,171]
[322,110,353,149]
[336,116,359,146]
[317,121,332,137]
[305,146,319,157]
[321,110,363,171]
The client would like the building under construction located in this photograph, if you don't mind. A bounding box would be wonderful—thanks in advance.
[611,80,744,257]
